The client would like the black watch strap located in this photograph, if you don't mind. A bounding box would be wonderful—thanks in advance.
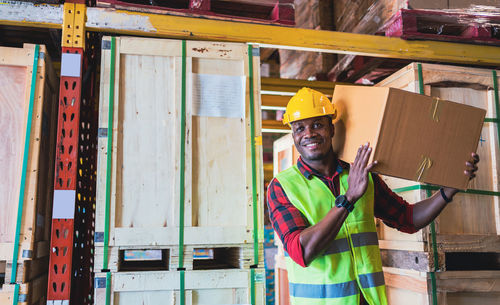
[440,187,452,203]
[335,195,354,212]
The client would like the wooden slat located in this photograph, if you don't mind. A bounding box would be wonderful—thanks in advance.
[94,269,266,305]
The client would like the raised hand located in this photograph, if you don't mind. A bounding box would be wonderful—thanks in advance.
[345,143,377,204]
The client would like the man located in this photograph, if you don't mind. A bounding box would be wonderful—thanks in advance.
[267,87,479,305]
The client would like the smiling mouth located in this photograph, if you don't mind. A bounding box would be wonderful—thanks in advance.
[304,142,320,149]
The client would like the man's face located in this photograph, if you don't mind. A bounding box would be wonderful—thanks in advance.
[291,116,334,162]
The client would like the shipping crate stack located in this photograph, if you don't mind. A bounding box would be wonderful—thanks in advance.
[376,63,500,305]
[0,44,58,304]
[93,36,265,305]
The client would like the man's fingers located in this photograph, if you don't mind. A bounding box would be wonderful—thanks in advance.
[353,145,363,168]
[464,170,476,180]
[361,144,372,166]
[464,169,476,178]
[365,160,378,172]
[465,161,478,172]
[471,152,480,164]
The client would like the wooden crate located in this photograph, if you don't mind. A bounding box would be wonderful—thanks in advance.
[95,36,264,268]
[375,63,500,271]
[94,269,266,305]
[0,44,58,283]
[384,267,500,305]
[94,243,264,272]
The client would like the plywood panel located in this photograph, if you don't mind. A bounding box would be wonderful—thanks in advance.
[116,54,178,229]
[0,65,27,243]
[191,57,247,227]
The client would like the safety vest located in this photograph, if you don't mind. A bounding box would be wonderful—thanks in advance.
[276,165,388,305]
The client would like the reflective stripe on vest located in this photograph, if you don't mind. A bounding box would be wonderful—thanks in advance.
[289,271,385,298]
[276,165,388,305]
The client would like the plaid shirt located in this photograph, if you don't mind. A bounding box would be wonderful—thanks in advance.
[267,157,416,268]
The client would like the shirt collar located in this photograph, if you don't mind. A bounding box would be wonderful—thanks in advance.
[297,156,348,180]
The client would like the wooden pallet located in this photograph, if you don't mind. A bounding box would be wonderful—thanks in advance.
[96,0,294,26]
[385,9,500,46]
[0,43,58,290]
[95,37,264,269]
[94,269,265,305]
[375,63,500,271]
[384,267,500,305]
[0,275,48,305]
[94,243,264,272]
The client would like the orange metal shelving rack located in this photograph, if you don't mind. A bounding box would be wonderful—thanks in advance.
[47,2,98,304]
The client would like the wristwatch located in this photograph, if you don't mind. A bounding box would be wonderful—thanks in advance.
[335,195,354,213]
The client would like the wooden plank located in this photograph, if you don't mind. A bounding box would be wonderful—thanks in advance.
[380,249,432,272]
[94,269,266,305]
[384,268,500,305]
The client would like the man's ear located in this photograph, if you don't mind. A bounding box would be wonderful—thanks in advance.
[329,120,335,138]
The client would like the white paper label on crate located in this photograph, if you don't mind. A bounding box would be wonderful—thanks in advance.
[61,53,81,77]
[52,190,76,219]
[192,73,245,118]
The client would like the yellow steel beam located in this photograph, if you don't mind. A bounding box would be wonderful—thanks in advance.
[2,4,500,65]
[261,77,335,95]
[262,95,289,108]
[84,8,500,66]
[262,119,290,131]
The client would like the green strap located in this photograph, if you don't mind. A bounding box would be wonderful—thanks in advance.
[493,71,500,155]
[248,45,259,305]
[250,268,256,305]
[180,270,185,304]
[12,284,20,305]
[417,63,438,305]
[103,37,116,305]
[103,37,116,271]
[485,118,499,123]
[11,45,39,289]
[105,271,111,305]
[393,184,500,196]
[178,39,187,305]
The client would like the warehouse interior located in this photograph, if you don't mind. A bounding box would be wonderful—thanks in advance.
[1,1,500,304]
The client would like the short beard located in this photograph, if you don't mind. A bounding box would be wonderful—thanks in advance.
[300,148,334,162]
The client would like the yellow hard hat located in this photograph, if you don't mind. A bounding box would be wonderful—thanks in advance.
[282,87,338,126]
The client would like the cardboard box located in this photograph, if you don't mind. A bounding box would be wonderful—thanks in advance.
[331,85,486,189]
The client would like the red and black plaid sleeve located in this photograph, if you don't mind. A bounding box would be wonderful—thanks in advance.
[266,177,309,267]
[372,174,417,234]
